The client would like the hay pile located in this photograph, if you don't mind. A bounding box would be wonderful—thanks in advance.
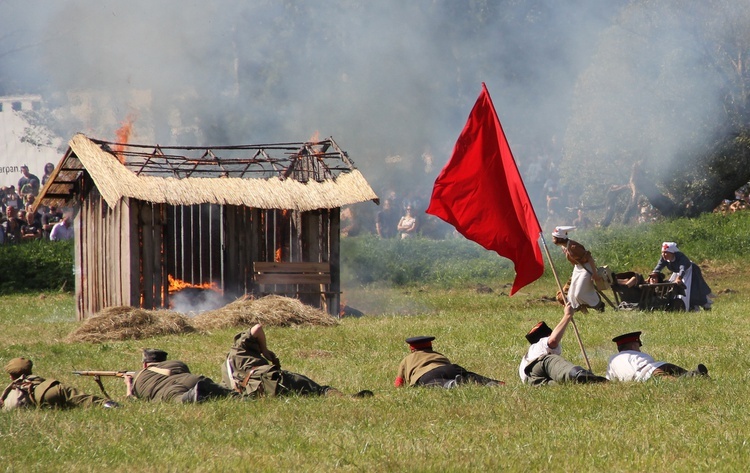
[191,295,339,332]
[66,295,338,343]
[65,306,194,343]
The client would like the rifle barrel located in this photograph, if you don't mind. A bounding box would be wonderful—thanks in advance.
[72,370,134,377]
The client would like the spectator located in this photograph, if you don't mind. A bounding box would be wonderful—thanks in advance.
[18,165,40,197]
[20,211,42,242]
[340,206,360,237]
[42,205,63,240]
[572,208,593,229]
[397,205,417,239]
[4,186,22,211]
[375,199,398,238]
[41,162,55,186]
[50,214,74,241]
[2,206,23,244]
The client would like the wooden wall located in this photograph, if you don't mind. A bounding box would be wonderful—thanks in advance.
[75,194,341,319]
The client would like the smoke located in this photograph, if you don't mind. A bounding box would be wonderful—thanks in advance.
[0,0,626,199]
[170,288,231,316]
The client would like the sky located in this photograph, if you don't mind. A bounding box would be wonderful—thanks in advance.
[0,0,625,200]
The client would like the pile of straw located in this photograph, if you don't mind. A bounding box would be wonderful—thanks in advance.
[191,295,339,332]
[65,306,194,343]
[65,295,338,343]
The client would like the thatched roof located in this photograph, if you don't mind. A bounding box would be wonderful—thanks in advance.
[36,133,379,211]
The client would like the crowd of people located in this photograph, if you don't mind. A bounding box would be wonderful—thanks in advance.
[1,163,73,245]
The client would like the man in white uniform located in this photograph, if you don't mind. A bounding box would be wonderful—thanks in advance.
[519,302,607,386]
[606,331,709,381]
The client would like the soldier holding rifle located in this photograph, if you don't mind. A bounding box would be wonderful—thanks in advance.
[124,349,235,403]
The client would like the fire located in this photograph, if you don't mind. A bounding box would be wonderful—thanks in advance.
[113,113,136,163]
[274,247,282,263]
[309,131,320,143]
[168,275,221,294]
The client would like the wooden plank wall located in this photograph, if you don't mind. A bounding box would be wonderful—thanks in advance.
[76,192,136,320]
[77,197,341,319]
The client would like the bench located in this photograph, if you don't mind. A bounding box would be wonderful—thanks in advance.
[252,262,338,314]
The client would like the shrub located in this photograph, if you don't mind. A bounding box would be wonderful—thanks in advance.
[0,240,74,293]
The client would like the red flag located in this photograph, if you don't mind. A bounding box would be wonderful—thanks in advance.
[426,83,544,295]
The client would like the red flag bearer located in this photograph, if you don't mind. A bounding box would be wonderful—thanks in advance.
[427,83,544,295]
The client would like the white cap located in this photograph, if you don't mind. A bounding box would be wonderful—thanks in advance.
[552,226,576,239]
[661,242,679,253]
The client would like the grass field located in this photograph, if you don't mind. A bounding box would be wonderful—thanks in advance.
[3,215,750,472]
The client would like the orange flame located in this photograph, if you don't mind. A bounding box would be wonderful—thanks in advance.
[113,114,136,164]
[168,275,221,294]
[274,248,282,263]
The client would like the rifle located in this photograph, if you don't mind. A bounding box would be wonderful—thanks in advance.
[73,370,135,399]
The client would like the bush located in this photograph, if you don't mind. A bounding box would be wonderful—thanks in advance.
[342,211,750,287]
[340,234,514,287]
[0,240,74,293]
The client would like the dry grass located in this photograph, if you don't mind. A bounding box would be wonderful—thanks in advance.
[64,306,195,343]
[191,294,339,331]
[65,295,338,343]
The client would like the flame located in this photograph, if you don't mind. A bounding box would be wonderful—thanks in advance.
[113,113,136,164]
[309,131,320,143]
[274,248,282,263]
[168,274,220,294]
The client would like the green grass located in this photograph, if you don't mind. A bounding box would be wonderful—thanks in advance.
[3,212,750,471]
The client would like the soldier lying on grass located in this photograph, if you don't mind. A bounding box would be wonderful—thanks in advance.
[2,357,118,410]
[222,323,373,398]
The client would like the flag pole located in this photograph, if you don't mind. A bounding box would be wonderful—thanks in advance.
[539,233,592,371]
[481,83,591,370]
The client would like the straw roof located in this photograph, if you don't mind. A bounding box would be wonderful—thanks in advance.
[36,133,379,211]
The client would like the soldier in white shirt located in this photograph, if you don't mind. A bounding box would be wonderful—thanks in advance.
[519,302,607,385]
[606,331,709,381]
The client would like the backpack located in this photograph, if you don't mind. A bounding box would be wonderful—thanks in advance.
[1,377,38,410]
[221,329,281,397]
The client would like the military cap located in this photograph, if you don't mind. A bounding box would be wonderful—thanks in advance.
[552,226,575,239]
[4,357,33,377]
[612,331,642,348]
[405,336,435,350]
[525,321,553,345]
[142,349,168,363]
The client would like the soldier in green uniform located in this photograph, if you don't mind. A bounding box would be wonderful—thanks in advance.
[394,336,504,388]
[1,357,118,410]
[221,323,372,398]
[125,349,235,403]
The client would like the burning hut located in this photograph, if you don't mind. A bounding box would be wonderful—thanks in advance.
[35,133,378,320]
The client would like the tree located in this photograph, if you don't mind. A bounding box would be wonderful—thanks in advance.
[562,0,750,223]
